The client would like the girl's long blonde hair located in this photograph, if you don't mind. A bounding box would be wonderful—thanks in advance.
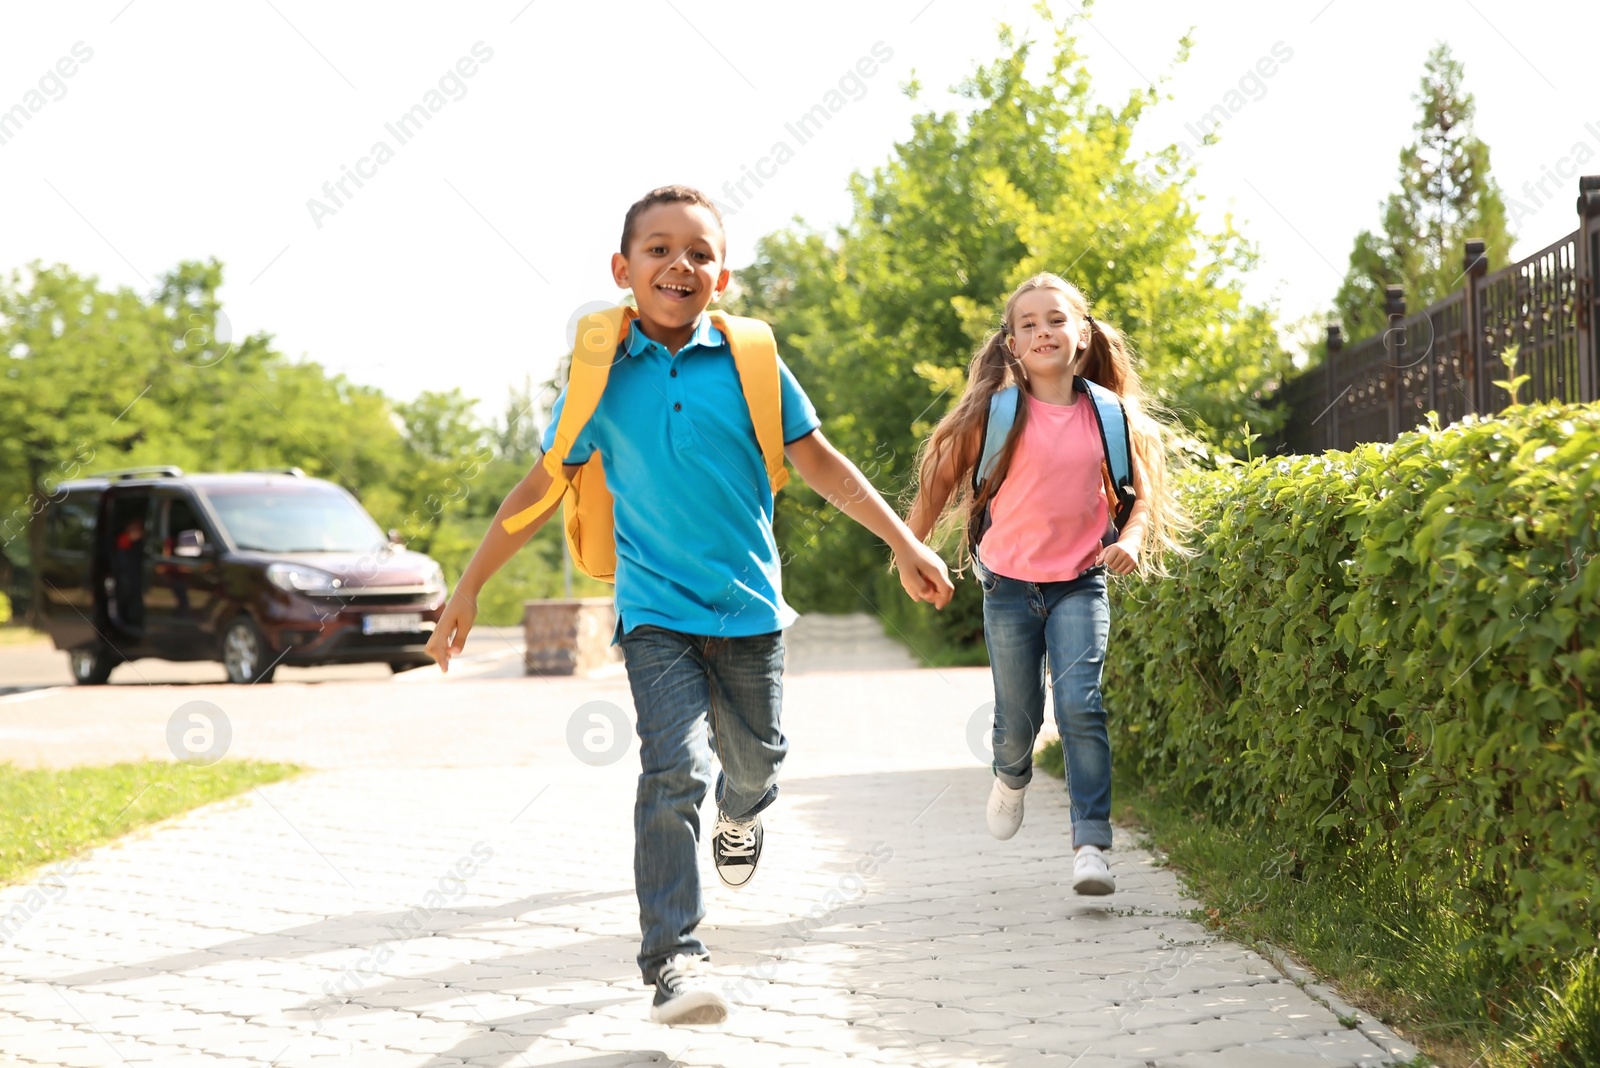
[912,273,1189,577]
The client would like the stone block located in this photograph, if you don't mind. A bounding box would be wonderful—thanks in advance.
[523,598,619,676]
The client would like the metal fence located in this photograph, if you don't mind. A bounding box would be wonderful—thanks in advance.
[1274,176,1600,454]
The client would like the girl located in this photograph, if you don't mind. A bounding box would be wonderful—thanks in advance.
[907,273,1185,895]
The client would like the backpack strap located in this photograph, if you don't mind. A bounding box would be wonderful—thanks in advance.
[709,311,789,494]
[968,385,1020,554]
[973,386,1021,493]
[1075,376,1137,535]
[501,305,633,534]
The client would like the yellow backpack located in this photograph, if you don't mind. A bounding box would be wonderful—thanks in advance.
[500,305,790,583]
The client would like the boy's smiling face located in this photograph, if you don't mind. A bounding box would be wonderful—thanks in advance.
[612,201,730,342]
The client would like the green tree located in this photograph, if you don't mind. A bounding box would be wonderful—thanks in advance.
[494,376,545,470]
[396,389,485,465]
[1333,42,1514,341]
[2,261,408,561]
[0,259,582,625]
[385,388,492,550]
[422,372,612,623]
[1,262,161,565]
[730,9,1288,656]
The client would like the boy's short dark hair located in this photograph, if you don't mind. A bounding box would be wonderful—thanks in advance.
[620,185,726,256]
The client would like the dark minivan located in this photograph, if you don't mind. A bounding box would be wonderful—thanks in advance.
[30,467,447,684]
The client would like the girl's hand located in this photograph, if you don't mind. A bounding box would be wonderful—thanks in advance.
[894,540,955,609]
[426,592,478,673]
[1096,538,1139,576]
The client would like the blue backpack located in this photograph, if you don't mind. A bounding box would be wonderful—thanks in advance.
[972,376,1137,547]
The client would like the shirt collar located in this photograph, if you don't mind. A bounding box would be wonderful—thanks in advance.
[623,315,725,358]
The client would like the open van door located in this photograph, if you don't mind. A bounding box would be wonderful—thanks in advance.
[32,487,130,684]
[33,489,101,651]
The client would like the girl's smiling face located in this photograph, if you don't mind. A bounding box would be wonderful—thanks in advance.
[1007,287,1088,383]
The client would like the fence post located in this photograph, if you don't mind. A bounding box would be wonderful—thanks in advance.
[1462,239,1488,415]
[1578,176,1600,403]
[1384,286,1406,441]
[1324,325,1343,450]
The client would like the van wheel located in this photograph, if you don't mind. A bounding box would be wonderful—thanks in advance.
[68,645,116,685]
[388,660,428,674]
[222,617,276,684]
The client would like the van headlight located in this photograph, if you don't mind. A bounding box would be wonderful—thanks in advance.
[421,562,446,594]
[267,563,341,594]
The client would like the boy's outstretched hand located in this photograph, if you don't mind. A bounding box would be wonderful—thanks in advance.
[425,593,477,673]
[783,431,954,609]
[894,540,955,609]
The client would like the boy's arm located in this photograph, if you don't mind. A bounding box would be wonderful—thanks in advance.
[425,461,570,672]
[785,430,954,609]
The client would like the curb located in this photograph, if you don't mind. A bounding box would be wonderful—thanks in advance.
[1255,939,1433,1067]
[1135,833,1435,1068]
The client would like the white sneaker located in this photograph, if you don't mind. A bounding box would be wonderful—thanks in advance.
[985,779,1026,840]
[649,954,729,1025]
[1073,845,1115,895]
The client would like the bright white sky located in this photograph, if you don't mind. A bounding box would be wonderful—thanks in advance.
[2,1,1593,422]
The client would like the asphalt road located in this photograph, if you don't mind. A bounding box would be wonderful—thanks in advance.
[0,615,927,773]
[0,614,921,698]
[0,626,531,693]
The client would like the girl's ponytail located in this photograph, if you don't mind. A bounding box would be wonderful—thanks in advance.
[911,325,1026,567]
[1078,314,1129,396]
[1077,312,1190,576]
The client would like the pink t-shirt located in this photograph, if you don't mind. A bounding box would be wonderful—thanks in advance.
[977,391,1108,582]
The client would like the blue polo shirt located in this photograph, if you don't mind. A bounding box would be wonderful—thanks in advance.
[540,316,821,638]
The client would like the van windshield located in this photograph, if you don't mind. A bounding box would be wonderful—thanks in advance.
[204,488,386,553]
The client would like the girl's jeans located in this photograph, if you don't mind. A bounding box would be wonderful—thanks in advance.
[978,559,1114,849]
[618,624,787,985]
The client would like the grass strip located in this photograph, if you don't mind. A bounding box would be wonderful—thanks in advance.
[1034,738,1558,1067]
[1,760,300,885]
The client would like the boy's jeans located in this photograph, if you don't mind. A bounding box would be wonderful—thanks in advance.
[978,560,1114,850]
[618,624,787,984]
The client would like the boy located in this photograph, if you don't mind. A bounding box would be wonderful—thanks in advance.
[425,185,953,1025]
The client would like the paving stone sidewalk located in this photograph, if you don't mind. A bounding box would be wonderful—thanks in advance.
[0,659,1424,1065]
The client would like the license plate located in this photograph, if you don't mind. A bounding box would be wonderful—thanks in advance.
[362,613,423,635]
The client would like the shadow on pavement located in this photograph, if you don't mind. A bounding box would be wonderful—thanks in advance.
[33,765,1245,1067]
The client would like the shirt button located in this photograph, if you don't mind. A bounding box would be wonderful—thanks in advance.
[670,369,678,377]
[673,402,682,411]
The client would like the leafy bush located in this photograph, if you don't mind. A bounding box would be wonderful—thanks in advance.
[1107,403,1598,1011]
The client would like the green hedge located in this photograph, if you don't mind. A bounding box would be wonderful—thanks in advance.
[1108,403,1598,986]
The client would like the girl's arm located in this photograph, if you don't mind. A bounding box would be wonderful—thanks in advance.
[424,462,570,672]
[1096,452,1150,576]
[906,454,955,544]
[785,430,954,608]
[906,423,978,543]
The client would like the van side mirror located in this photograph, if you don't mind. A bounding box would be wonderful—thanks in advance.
[174,529,206,558]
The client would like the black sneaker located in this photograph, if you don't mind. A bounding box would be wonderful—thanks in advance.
[712,812,763,888]
[650,954,729,1025]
